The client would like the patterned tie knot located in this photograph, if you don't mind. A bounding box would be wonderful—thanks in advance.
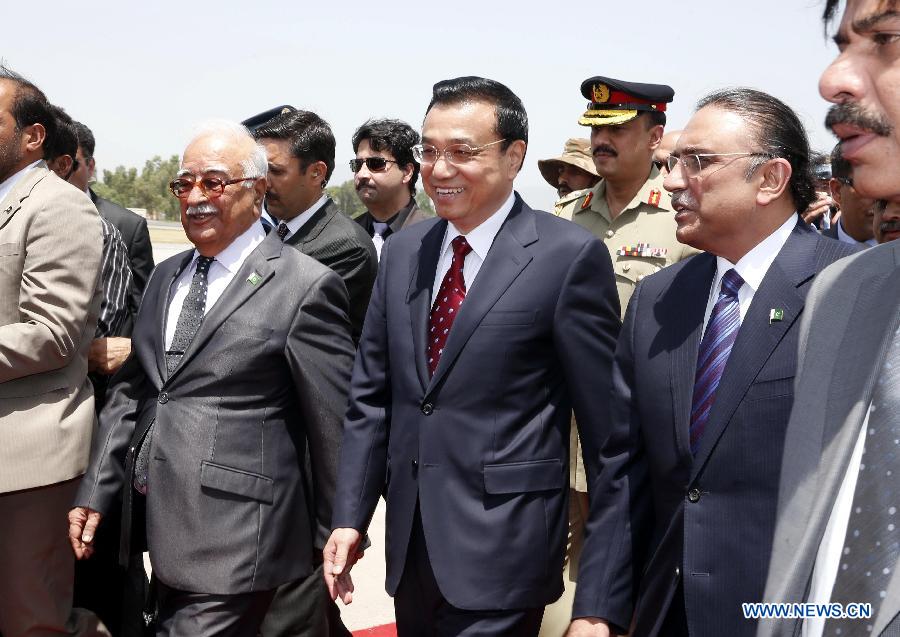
[276,222,290,240]
[721,268,744,298]
[451,236,472,260]
[196,255,214,273]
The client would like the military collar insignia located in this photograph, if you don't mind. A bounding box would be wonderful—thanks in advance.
[581,191,594,210]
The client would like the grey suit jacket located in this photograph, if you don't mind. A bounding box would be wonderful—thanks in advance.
[759,240,900,636]
[285,197,376,343]
[0,163,102,492]
[75,230,355,595]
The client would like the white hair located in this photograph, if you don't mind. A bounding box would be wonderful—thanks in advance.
[183,119,268,187]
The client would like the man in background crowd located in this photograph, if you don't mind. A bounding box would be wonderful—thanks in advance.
[351,118,429,259]
[538,137,600,214]
[824,144,877,247]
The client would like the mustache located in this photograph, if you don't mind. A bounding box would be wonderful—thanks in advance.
[593,144,617,157]
[670,192,697,210]
[185,202,217,217]
[880,219,900,233]
[825,102,893,137]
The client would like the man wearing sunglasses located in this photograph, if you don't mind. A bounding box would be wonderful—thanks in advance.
[351,118,430,259]
[568,89,857,637]
[823,144,877,247]
[69,120,355,637]
[252,109,377,344]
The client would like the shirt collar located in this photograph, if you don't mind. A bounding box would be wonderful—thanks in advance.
[0,160,42,207]
[191,220,265,274]
[837,218,878,247]
[714,213,797,293]
[285,194,328,235]
[441,190,516,261]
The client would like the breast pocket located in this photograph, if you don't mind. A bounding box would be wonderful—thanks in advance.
[0,243,19,257]
[219,322,273,341]
[480,310,538,327]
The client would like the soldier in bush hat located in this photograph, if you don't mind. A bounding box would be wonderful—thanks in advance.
[537,138,600,214]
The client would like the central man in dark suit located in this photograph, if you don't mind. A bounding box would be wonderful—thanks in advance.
[69,120,355,636]
[568,89,858,637]
[324,76,621,635]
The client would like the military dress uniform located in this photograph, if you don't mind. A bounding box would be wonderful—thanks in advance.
[557,164,698,316]
[540,76,698,637]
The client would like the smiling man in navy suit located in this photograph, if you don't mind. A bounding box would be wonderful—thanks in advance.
[567,89,857,637]
[323,76,621,636]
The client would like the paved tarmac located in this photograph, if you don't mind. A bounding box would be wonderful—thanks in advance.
[150,223,396,631]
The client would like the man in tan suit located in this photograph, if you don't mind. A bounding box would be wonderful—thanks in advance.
[0,66,107,637]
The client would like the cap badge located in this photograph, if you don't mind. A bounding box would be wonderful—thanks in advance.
[581,191,594,210]
[592,83,610,103]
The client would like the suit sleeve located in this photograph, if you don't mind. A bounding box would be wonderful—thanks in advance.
[319,235,377,345]
[330,236,393,533]
[0,189,102,382]
[571,280,652,629]
[127,216,155,312]
[285,268,355,548]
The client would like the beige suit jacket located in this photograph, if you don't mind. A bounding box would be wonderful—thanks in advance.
[0,163,102,492]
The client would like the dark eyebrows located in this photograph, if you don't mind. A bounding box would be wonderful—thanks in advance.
[852,8,900,34]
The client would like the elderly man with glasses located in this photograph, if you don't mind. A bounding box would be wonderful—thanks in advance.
[351,118,430,260]
[566,88,858,637]
[69,120,355,637]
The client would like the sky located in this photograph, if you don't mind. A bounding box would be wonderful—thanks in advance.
[6,1,841,212]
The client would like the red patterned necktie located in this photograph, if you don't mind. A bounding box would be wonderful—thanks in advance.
[428,236,472,376]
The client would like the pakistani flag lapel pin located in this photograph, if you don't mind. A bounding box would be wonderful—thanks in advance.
[247,271,262,286]
[769,308,784,324]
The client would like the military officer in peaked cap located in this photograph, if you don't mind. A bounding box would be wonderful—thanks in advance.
[556,76,698,317]
[541,77,698,637]
[538,138,600,215]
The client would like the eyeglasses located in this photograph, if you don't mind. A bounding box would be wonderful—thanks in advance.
[169,175,257,199]
[666,152,773,177]
[349,157,398,173]
[411,139,507,166]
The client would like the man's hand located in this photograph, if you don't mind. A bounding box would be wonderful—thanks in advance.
[68,507,103,560]
[802,191,833,226]
[566,618,613,636]
[323,528,363,605]
[88,337,132,375]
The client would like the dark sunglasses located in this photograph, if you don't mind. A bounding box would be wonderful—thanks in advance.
[349,157,397,173]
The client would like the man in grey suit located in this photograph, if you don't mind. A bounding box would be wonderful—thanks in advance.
[69,120,355,636]
[253,109,377,345]
[758,1,900,635]
[351,118,430,259]
[0,66,107,637]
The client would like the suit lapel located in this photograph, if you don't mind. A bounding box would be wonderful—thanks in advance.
[691,224,812,478]
[427,200,536,392]
[669,254,716,464]
[285,198,335,252]
[0,163,49,231]
[163,235,280,386]
[407,220,446,390]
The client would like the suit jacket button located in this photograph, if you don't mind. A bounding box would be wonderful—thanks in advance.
[675,566,681,577]
[688,488,701,503]
[158,392,168,404]
[421,402,434,415]
[411,459,418,471]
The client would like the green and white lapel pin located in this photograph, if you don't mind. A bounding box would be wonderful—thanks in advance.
[769,308,784,324]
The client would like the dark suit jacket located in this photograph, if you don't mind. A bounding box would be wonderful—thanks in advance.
[284,198,376,343]
[573,221,857,636]
[821,222,839,240]
[75,231,355,595]
[332,195,621,611]
[90,189,154,326]
[759,240,900,637]
[354,198,430,238]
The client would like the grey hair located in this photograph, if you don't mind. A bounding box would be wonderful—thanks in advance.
[184,119,268,187]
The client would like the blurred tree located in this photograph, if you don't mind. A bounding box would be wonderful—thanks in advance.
[93,155,181,220]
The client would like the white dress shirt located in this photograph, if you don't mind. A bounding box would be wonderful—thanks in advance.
[701,214,797,333]
[837,219,878,248]
[277,194,328,242]
[803,411,870,637]
[165,222,265,348]
[430,191,516,305]
[0,160,41,205]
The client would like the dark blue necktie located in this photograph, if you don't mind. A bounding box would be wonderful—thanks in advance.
[690,268,744,454]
